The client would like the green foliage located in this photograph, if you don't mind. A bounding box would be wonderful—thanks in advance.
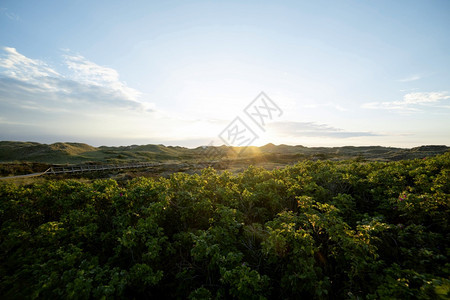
[1,153,449,299]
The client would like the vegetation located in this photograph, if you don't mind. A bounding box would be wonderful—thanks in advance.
[0,153,449,299]
[0,141,448,166]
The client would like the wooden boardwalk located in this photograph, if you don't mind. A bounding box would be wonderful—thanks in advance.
[0,162,160,180]
[48,162,160,174]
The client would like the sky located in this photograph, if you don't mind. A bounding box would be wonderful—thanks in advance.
[0,0,449,148]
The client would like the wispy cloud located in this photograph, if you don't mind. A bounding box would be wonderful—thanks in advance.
[0,8,20,21]
[302,102,348,112]
[402,92,450,104]
[269,121,379,138]
[362,92,450,112]
[0,47,149,112]
[399,88,419,92]
[0,47,59,81]
[398,74,421,82]
[63,54,141,101]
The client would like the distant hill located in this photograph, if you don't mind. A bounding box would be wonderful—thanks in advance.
[0,141,448,165]
[0,142,97,163]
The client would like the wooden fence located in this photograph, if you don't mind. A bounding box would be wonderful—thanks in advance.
[48,162,160,174]
[0,162,161,180]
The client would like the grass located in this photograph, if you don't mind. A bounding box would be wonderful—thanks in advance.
[0,141,448,178]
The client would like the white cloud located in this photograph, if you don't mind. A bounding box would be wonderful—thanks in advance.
[64,54,119,83]
[63,54,141,101]
[0,47,147,111]
[362,92,450,112]
[361,102,419,112]
[269,121,379,138]
[399,88,419,92]
[0,47,59,82]
[401,92,450,104]
[398,74,421,82]
[0,8,20,21]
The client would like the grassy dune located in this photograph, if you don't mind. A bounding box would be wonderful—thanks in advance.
[0,141,448,165]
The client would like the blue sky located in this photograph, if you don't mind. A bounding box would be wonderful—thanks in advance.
[0,0,449,147]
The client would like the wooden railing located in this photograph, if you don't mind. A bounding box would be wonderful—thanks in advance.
[48,162,160,174]
[0,162,160,180]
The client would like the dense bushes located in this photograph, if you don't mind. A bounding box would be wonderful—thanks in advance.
[0,153,449,299]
